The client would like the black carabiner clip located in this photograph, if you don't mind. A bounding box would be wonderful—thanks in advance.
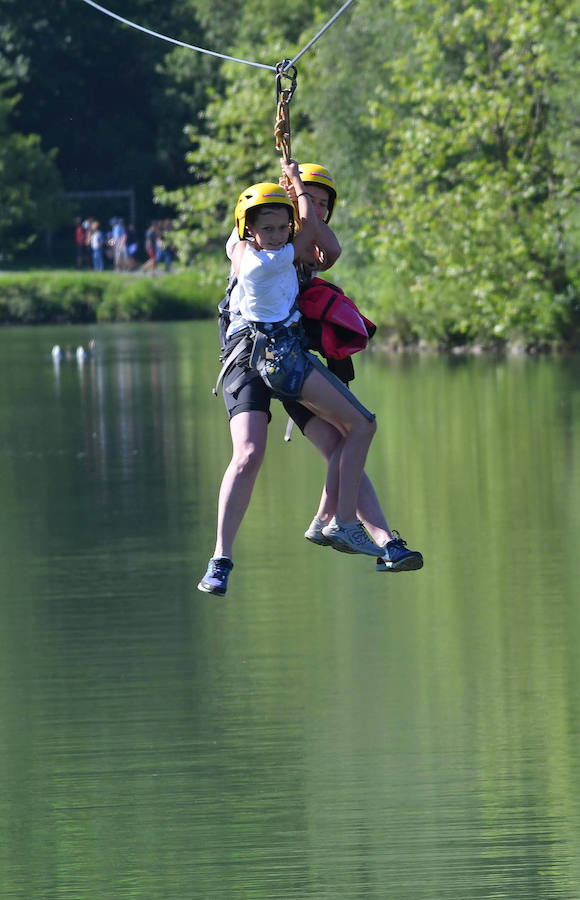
[275,59,297,104]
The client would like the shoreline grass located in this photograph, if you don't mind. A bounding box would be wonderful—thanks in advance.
[1,263,578,353]
[0,267,222,326]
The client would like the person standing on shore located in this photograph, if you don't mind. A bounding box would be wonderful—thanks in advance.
[90,220,105,271]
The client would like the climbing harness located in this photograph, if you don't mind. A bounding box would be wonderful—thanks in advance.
[213,314,309,400]
[213,315,375,418]
[251,323,311,398]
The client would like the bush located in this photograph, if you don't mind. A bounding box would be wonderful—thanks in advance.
[0,271,104,323]
[0,269,221,325]
[99,269,220,322]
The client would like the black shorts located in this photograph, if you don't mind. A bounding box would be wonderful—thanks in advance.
[222,360,273,422]
[282,398,314,434]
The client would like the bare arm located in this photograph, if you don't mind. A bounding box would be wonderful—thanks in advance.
[231,240,246,278]
[280,158,317,261]
[312,219,341,270]
[280,159,341,268]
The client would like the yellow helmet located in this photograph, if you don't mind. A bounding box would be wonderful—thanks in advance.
[298,163,337,222]
[235,182,295,240]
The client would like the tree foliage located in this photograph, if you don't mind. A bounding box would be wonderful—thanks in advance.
[158,0,580,346]
[362,0,580,345]
[0,86,68,259]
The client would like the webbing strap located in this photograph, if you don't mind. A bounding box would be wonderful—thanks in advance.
[308,354,376,422]
[212,335,251,396]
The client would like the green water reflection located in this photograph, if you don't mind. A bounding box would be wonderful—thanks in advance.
[0,322,579,899]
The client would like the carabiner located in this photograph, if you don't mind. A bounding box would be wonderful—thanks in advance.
[275,59,297,105]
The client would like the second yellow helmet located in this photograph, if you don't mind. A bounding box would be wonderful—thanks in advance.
[298,163,337,222]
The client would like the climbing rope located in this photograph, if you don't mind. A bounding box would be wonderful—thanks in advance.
[274,60,298,163]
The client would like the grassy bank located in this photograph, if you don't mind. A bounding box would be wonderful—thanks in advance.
[0,267,223,325]
[2,261,578,352]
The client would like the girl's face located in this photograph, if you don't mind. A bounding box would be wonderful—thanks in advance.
[304,183,330,221]
[248,207,292,251]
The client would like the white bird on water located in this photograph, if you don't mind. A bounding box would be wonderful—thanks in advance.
[51,339,96,363]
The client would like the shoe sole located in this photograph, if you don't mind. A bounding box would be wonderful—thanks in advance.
[322,535,361,554]
[305,533,332,546]
[376,556,424,572]
[324,535,382,556]
[197,580,227,595]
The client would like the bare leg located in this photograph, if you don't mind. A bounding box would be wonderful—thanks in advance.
[303,417,339,526]
[213,410,268,559]
[299,368,376,524]
[304,416,395,545]
[357,474,394,545]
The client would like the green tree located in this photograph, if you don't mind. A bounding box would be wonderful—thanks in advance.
[0,0,210,221]
[363,0,580,346]
[0,85,68,259]
[286,0,410,266]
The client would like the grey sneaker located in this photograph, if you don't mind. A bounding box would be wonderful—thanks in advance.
[304,515,331,546]
[321,517,383,557]
[376,531,423,572]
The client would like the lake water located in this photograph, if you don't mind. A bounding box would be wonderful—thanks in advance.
[0,321,579,899]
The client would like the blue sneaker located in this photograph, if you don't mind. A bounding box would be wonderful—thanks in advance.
[197,557,234,595]
[376,532,423,572]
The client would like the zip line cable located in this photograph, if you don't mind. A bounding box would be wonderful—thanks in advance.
[79,0,276,71]
[79,0,357,75]
[282,0,357,70]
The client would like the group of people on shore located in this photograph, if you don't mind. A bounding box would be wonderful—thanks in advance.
[198,158,424,597]
[75,217,176,272]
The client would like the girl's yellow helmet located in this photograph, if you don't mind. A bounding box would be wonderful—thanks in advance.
[298,163,337,222]
[235,182,295,240]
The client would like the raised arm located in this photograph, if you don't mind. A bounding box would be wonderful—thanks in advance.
[280,158,317,261]
[312,218,341,270]
[281,159,341,268]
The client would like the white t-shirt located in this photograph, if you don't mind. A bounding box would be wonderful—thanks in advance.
[237,243,299,325]
[90,230,103,250]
